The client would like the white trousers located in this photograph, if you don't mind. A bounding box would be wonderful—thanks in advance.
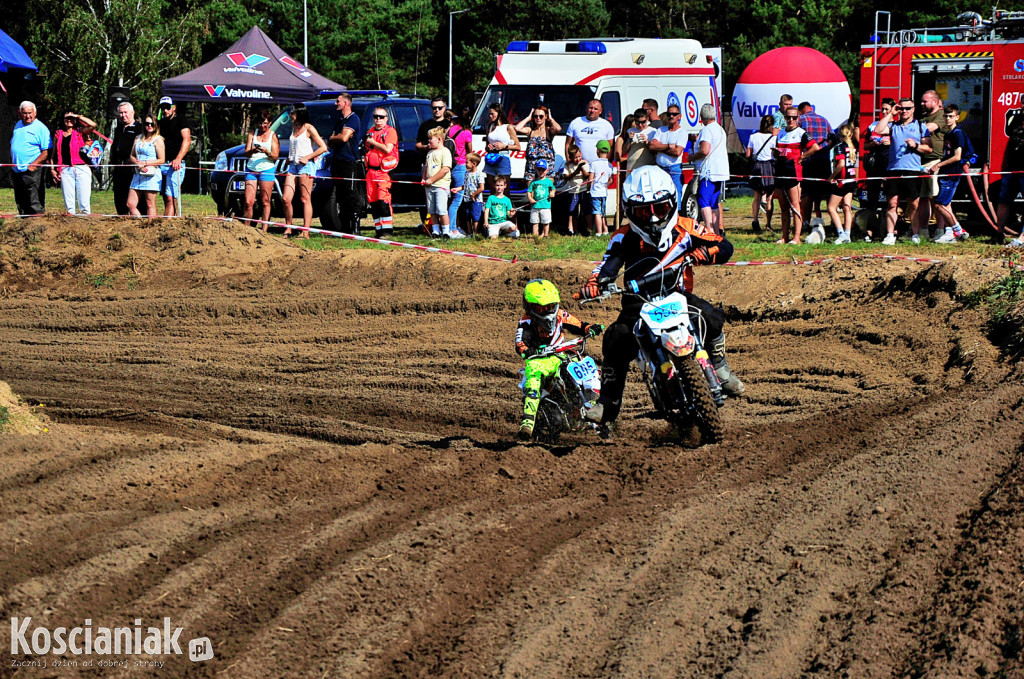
[60,165,92,214]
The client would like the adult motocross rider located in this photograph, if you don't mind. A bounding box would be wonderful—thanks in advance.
[575,165,745,431]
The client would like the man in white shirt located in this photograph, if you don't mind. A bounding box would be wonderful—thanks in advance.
[566,100,615,163]
[688,103,729,234]
[648,103,688,210]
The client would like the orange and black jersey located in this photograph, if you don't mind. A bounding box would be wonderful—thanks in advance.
[515,309,589,356]
[589,217,732,311]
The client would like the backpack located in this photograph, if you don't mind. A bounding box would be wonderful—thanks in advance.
[959,129,978,167]
[444,124,461,163]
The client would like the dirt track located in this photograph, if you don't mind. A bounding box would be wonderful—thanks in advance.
[1,216,1022,678]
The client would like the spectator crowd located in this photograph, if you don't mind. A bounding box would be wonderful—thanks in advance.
[9,89,1024,248]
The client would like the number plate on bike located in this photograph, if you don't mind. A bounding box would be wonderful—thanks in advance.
[640,291,689,330]
[566,356,599,384]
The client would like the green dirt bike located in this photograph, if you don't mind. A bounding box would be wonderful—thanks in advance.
[520,335,602,444]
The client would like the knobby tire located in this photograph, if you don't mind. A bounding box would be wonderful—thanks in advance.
[674,357,725,445]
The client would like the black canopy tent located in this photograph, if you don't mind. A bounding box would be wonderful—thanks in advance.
[160,26,344,103]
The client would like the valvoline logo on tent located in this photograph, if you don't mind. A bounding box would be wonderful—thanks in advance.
[279,56,313,78]
[228,53,269,68]
[223,52,268,75]
[204,85,271,100]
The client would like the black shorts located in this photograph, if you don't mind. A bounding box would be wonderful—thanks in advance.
[831,182,857,197]
[801,157,832,200]
[884,171,922,200]
[775,176,799,191]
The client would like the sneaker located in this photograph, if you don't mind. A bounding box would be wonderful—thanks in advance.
[751,218,762,234]
[882,233,897,245]
[1005,237,1024,249]
[431,230,442,239]
[517,422,534,441]
[910,234,922,245]
[935,230,957,244]
[448,230,466,240]
[955,230,970,242]
[863,235,873,243]
[834,231,851,245]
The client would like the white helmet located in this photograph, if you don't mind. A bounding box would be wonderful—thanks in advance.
[622,166,678,250]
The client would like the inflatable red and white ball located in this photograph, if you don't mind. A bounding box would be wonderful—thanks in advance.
[732,46,852,146]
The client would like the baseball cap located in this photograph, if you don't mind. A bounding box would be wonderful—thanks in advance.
[596,140,611,152]
[159,96,174,107]
[535,159,548,170]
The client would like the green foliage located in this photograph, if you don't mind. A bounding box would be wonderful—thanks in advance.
[0,405,9,428]
[86,273,112,288]
[26,0,207,121]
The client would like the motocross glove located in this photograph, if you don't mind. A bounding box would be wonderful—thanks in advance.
[574,274,602,301]
[690,246,712,264]
[584,323,604,338]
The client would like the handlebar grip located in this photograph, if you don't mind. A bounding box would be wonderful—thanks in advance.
[627,270,676,296]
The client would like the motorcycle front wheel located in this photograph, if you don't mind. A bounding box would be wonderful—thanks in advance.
[672,356,725,445]
[534,398,568,444]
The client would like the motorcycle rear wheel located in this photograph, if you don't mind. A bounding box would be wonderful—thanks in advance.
[673,357,725,445]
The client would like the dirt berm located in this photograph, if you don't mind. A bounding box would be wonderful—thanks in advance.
[0,215,1022,677]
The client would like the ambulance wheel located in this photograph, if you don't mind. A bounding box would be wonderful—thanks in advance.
[681,184,699,221]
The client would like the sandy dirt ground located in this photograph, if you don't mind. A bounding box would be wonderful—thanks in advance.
[1,215,1023,678]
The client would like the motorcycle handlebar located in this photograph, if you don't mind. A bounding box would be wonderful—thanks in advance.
[626,257,694,297]
[532,337,587,358]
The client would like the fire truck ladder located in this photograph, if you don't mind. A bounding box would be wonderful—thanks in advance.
[871,11,903,116]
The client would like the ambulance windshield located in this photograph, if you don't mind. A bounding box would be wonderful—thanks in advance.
[471,86,596,133]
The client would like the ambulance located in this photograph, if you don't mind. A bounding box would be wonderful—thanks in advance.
[470,38,722,220]
[859,9,1024,212]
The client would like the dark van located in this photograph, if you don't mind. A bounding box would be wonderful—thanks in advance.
[209,91,432,232]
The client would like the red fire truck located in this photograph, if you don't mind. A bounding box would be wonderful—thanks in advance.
[859,9,1024,219]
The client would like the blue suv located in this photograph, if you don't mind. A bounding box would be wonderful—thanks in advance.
[209,91,432,232]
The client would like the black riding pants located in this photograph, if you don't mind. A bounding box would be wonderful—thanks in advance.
[598,292,724,424]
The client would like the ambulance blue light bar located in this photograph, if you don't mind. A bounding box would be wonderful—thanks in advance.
[505,41,607,54]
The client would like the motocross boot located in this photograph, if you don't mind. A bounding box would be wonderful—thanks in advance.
[518,418,535,441]
[584,401,604,425]
[710,332,746,397]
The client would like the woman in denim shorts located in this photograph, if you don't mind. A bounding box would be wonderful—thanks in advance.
[283,105,327,238]
[243,109,281,231]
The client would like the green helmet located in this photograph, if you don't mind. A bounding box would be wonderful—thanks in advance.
[523,279,560,334]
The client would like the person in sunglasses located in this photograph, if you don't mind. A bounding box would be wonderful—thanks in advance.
[873,97,934,245]
[575,165,743,437]
[364,108,399,235]
[514,104,562,182]
[773,106,819,243]
[413,97,452,229]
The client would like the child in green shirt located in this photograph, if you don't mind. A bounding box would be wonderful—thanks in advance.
[527,159,556,237]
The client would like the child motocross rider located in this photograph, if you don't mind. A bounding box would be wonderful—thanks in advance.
[575,165,745,434]
[516,278,603,440]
